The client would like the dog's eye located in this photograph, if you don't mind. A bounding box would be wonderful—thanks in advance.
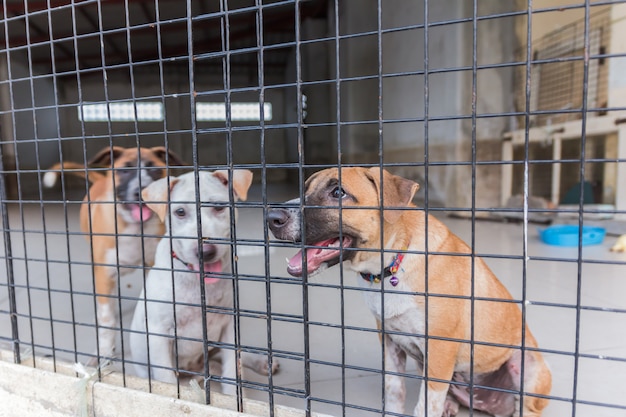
[331,186,346,199]
[175,207,186,217]
[214,205,225,213]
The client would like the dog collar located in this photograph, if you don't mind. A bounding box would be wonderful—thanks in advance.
[171,251,220,284]
[172,251,194,271]
[360,251,405,287]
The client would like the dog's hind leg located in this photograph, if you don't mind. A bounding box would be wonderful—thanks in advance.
[413,338,460,417]
[508,349,552,417]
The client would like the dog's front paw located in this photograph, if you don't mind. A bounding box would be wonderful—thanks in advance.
[243,352,280,376]
[267,356,280,375]
[256,355,280,376]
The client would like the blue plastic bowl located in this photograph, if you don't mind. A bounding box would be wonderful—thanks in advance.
[538,225,606,247]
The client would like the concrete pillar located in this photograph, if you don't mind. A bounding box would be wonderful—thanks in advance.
[609,4,626,217]
[332,1,519,207]
[616,125,626,218]
[501,138,513,206]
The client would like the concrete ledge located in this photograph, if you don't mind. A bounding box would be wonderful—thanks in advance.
[0,350,330,417]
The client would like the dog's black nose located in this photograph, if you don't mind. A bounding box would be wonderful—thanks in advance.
[267,208,290,230]
[199,243,217,261]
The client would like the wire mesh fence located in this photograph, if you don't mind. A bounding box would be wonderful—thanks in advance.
[1,1,626,417]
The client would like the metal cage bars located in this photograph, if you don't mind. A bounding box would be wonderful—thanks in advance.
[1,1,626,417]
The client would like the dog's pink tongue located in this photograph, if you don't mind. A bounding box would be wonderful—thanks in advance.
[287,238,340,277]
[197,260,222,284]
[287,250,305,276]
[130,204,153,222]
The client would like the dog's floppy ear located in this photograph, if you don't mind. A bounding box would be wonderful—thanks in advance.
[213,169,254,201]
[365,167,419,224]
[150,146,186,166]
[141,177,180,222]
[88,146,126,167]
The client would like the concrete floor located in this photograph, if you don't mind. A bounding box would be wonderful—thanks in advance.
[1,184,626,417]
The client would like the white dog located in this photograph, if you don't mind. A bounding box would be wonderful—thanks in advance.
[130,170,277,394]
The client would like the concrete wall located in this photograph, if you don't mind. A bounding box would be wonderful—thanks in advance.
[59,68,287,183]
[0,52,62,197]
[0,58,289,198]
[1,3,521,207]
[337,1,520,208]
[0,351,331,417]
[284,17,333,182]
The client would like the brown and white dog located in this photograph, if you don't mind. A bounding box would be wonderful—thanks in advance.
[44,146,185,363]
[267,167,552,417]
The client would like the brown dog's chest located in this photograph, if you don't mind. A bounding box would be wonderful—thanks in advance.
[385,317,426,361]
[361,284,427,360]
[104,219,163,267]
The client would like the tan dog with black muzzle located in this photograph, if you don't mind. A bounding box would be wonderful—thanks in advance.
[44,146,185,364]
[267,167,552,417]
